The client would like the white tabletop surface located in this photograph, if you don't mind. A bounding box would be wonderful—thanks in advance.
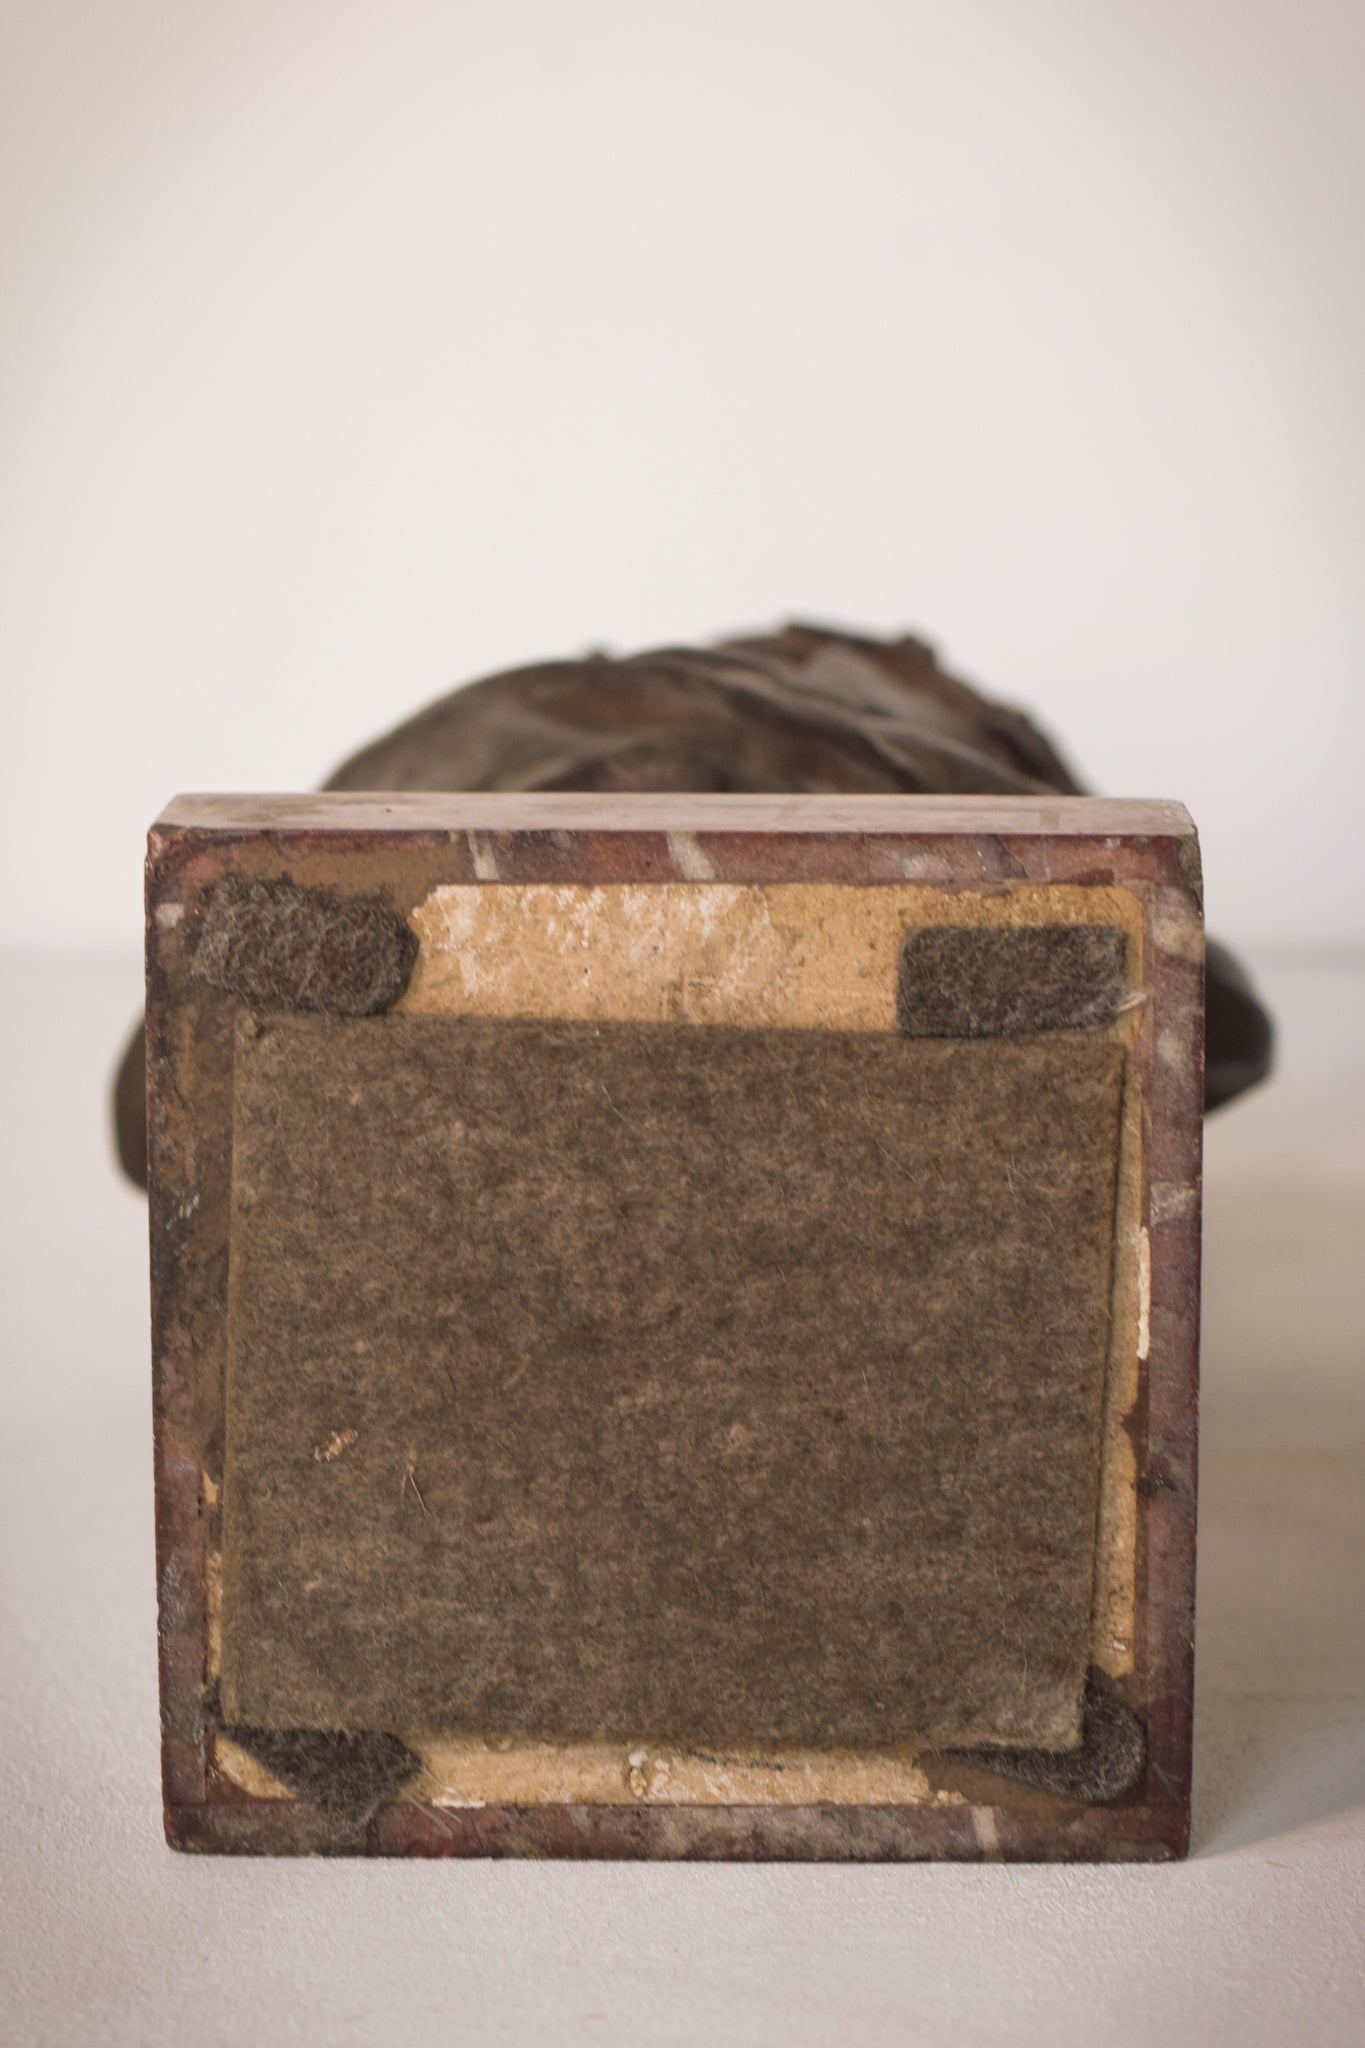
[1,953,1361,2046]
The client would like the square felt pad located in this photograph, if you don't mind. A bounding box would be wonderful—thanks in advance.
[221,1012,1124,1753]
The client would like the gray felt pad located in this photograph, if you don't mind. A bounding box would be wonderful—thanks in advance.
[897,925,1128,1037]
[220,1014,1123,1751]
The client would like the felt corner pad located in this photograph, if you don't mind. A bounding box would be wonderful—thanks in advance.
[896,924,1129,1038]
[942,1669,1147,1805]
[222,1727,419,1829]
[190,875,417,1017]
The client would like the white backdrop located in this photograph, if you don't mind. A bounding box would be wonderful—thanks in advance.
[2,0,1362,952]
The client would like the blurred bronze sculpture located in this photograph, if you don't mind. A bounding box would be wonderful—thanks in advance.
[115,619,1270,1181]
